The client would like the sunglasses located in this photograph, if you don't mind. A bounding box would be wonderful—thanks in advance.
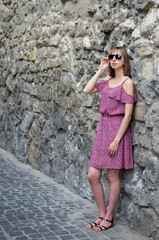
[108,54,123,60]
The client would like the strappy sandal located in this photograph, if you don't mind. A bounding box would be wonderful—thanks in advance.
[93,218,114,231]
[86,216,104,229]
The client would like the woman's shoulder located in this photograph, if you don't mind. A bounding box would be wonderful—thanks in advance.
[123,77,134,96]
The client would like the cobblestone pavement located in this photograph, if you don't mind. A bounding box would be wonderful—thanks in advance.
[0,148,149,240]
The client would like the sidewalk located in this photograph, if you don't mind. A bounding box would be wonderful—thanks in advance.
[0,148,149,240]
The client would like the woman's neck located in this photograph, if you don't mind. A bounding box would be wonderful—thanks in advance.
[114,68,124,81]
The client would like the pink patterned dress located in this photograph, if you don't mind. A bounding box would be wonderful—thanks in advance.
[89,78,137,169]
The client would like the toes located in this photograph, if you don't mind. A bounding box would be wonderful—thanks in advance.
[86,224,92,229]
[93,226,101,231]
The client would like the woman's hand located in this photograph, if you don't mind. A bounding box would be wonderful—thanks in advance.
[99,57,109,73]
[108,140,119,157]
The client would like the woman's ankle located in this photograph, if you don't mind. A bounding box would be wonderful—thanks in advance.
[104,212,113,220]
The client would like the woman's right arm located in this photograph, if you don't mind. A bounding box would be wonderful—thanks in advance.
[83,57,109,94]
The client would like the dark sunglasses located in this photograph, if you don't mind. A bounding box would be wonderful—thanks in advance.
[108,54,123,60]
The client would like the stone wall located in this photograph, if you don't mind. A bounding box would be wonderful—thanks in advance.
[0,0,159,238]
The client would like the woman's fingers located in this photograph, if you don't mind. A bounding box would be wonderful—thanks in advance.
[108,140,119,157]
[101,58,109,69]
[101,57,109,61]
[108,149,117,157]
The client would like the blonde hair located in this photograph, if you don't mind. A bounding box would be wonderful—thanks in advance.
[108,47,131,78]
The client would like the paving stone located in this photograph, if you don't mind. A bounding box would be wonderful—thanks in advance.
[15,237,30,240]
[60,235,75,240]
[42,231,57,237]
[44,237,59,240]
[27,233,43,239]
[74,233,88,238]
[20,227,38,235]
[0,148,150,240]
[0,231,6,238]
[76,239,91,240]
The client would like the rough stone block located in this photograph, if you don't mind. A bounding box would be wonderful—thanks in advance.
[140,8,157,37]
[28,49,38,61]
[119,19,136,33]
[48,34,61,47]
[136,0,154,12]
[133,102,147,121]
[20,112,34,134]
[141,59,154,80]
[134,39,153,56]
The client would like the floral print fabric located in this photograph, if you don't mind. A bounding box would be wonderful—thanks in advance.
[89,78,137,169]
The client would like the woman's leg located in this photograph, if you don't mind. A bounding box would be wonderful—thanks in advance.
[88,167,106,218]
[94,169,121,230]
[106,169,121,220]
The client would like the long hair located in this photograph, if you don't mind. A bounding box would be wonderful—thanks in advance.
[108,47,131,78]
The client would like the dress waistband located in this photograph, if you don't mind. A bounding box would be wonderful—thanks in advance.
[101,113,124,117]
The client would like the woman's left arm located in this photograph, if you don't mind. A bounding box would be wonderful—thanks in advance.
[108,79,134,157]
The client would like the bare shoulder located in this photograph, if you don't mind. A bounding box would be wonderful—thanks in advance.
[123,77,134,96]
[102,75,111,81]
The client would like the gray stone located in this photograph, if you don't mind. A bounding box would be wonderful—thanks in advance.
[136,0,154,12]
[140,8,157,37]
[153,26,159,47]
[145,102,159,128]
[83,36,91,50]
[155,60,159,76]
[126,203,158,237]
[134,39,153,56]
[119,19,136,33]
[138,208,158,237]
[152,126,159,155]
[141,58,154,81]
[48,34,61,47]
[145,155,159,190]
[133,102,147,121]
[139,82,156,105]
[157,7,159,19]
[20,112,34,134]
[132,25,141,39]
[149,191,159,215]
[133,122,152,149]
[133,147,148,167]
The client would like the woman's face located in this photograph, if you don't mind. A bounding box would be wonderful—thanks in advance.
[109,50,125,70]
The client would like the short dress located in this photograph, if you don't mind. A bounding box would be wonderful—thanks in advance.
[89,78,137,169]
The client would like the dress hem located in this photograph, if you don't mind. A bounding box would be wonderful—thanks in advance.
[89,164,134,170]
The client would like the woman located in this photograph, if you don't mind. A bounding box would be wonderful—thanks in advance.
[83,47,137,231]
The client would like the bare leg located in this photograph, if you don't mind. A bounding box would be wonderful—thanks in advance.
[94,169,120,230]
[88,167,106,217]
[106,169,121,220]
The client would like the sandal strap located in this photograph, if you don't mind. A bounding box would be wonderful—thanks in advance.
[105,218,114,223]
[99,225,107,231]
[89,217,103,228]
[90,222,97,228]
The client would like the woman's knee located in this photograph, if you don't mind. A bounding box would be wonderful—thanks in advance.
[88,171,96,183]
[88,168,101,183]
[107,169,120,183]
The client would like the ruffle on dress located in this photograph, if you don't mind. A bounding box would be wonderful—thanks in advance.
[108,85,137,104]
[95,80,107,92]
